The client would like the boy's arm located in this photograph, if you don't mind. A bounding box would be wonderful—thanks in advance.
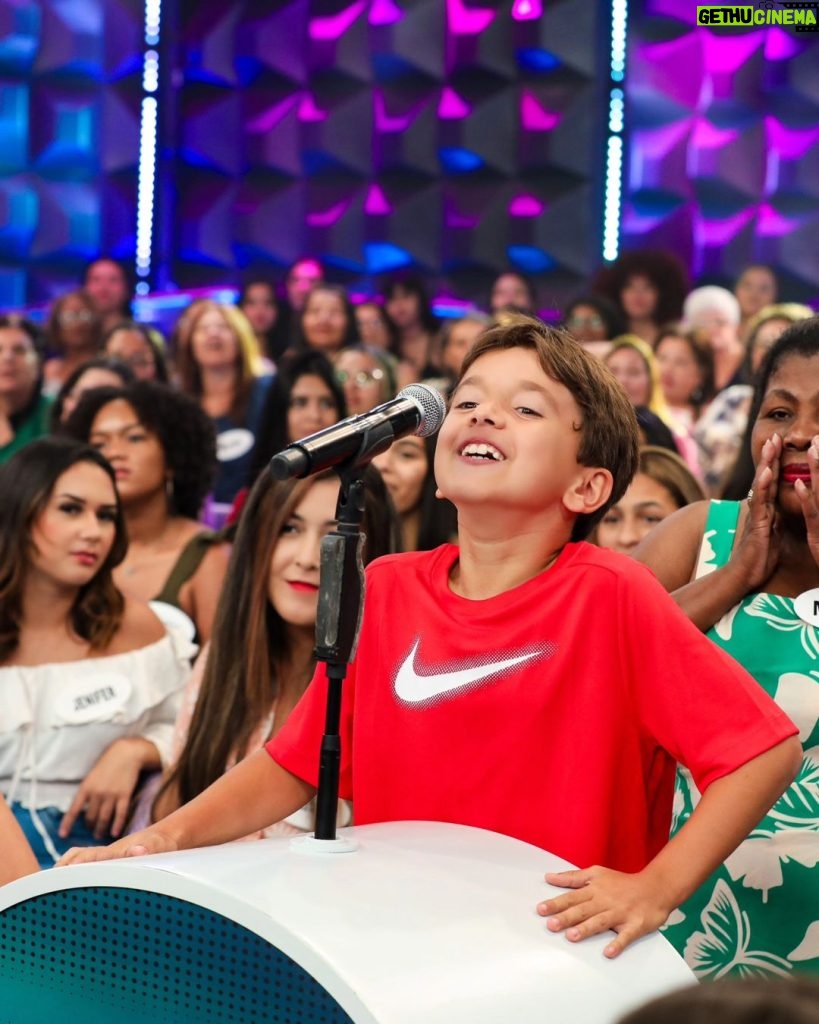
[58,749,315,865]
[537,735,801,957]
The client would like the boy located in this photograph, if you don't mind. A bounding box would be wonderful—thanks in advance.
[61,318,800,959]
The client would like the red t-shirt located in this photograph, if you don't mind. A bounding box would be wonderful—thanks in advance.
[268,543,796,872]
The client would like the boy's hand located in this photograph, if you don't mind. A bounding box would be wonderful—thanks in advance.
[57,828,178,866]
[537,866,672,958]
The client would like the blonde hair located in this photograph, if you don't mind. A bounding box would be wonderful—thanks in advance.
[606,334,674,427]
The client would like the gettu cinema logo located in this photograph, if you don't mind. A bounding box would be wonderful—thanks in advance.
[697,3,819,29]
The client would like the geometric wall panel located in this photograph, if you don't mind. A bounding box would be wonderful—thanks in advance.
[0,0,143,307]
[624,2,819,302]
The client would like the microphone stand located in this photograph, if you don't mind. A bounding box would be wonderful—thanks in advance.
[311,459,367,844]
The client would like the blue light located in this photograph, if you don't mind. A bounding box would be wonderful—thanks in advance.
[364,243,413,274]
[507,246,556,274]
[515,48,561,73]
[439,147,484,174]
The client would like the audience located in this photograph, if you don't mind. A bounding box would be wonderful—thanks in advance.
[43,290,103,395]
[618,977,819,1024]
[683,285,747,392]
[382,273,441,378]
[50,355,135,430]
[655,326,715,477]
[734,263,778,339]
[237,278,281,363]
[488,270,536,316]
[0,315,51,463]
[82,258,134,334]
[593,249,688,347]
[439,312,491,383]
[354,300,399,352]
[296,283,358,356]
[64,382,228,644]
[0,437,192,867]
[562,294,626,354]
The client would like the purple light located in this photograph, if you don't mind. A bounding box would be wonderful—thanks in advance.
[695,208,754,247]
[691,118,738,149]
[765,116,819,160]
[298,94,327,122]
[364,183,392,215]
[702,29,762,75]
[438,87,471,120]
[764,28,802,62]
[445,199,479,228]
[246,96,299,133]
[521,92,561,132]
[446,0,495,35]
[509,194,544,217]
[309,0,367,40]
[369,0,403,25]
[511,0,542,19]
[306,200,350,227]
[374,90,426,132]
[757,203,799,238]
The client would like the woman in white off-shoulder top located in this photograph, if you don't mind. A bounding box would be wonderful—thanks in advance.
[0,437,193,867]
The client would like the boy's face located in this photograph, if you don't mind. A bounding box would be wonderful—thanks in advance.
[435,347,599,518]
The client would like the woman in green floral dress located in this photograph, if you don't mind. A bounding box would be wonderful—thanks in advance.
[636,318,819,979]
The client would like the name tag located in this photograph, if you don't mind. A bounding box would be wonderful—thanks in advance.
[217,428,254,463]
[55,673,133,724]
[794,588,819,628]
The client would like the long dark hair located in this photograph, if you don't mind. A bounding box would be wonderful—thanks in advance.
[250,350,347,481]
[156,464,399,813]
[0,437,127,662]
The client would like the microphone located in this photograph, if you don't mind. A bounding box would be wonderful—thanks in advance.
[269,383,447,480]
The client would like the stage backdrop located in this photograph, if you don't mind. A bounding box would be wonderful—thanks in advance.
[1,0,607,311]
[624,1,819,301]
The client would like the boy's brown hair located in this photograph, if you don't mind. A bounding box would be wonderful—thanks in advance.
[458,315,640,540]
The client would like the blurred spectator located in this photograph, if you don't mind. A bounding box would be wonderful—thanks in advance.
[0,315,52,464]
[354,300,400,352]
[489,270,536,316]
[563,294,626,354]
[43,290,103,395]
[51,356,135,430]
[285,257,324,315]
[82,258,134,333]
[655,326,715,479]
[175,300,271,507]
[440,312,491,382]
[237,278,284,363]
[605,335,673,425]
[296,284,358,357]
[617,977,819,1024]
[594,446,704,556]
[383,273,442,378]
[334,346,397,415]
[593,249,688,347]
[746,302,814,375]
[103,321,169,382]
[683,285,746,392]
[734,263,778,339]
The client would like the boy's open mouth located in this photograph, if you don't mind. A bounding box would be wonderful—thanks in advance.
[459,442,506,462]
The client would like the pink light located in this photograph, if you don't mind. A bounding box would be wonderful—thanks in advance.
[364,184,392,215]
[306,200,350,227]
[369,0,403,25]
[765,116,819,160]
[446,0,495,35]
[521,92,561,132]
[374,90,427,132]
[309,0,367,40]
[691,118,738,149]
[765,27,802,61]
[701,29,762,74]
[246,96,299,134]
[438,87,471,120]
[509,195,544,217]
[757,203,800,238]
[695,208,754,247]
[511,0,542,19]
[298,94,327,122]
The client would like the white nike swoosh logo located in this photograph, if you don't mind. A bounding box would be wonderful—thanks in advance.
[394,639,542,705]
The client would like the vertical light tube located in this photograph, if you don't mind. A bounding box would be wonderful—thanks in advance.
[135,0,162,294]
[602,0,628,262]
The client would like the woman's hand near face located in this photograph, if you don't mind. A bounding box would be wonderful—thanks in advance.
[723,432,782,592]
[795,435,819,568]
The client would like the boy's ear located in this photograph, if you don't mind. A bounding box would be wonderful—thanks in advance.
[562,467,613,517]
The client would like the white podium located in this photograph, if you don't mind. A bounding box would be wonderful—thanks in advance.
[0,821,694,1023]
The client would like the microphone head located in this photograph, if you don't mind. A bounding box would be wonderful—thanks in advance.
[399,383,447,438]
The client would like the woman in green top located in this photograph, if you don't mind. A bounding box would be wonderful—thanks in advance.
[635,318,819,978]
[0,316,52,464]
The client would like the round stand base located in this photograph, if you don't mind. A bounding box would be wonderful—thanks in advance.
[289,834,359,856]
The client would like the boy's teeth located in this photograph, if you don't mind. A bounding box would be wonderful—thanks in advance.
[462,442,504,461]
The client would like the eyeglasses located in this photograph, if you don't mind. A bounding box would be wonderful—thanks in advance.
[59,310,95,324]
[567,314,604,328]
[335,368,384,386]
